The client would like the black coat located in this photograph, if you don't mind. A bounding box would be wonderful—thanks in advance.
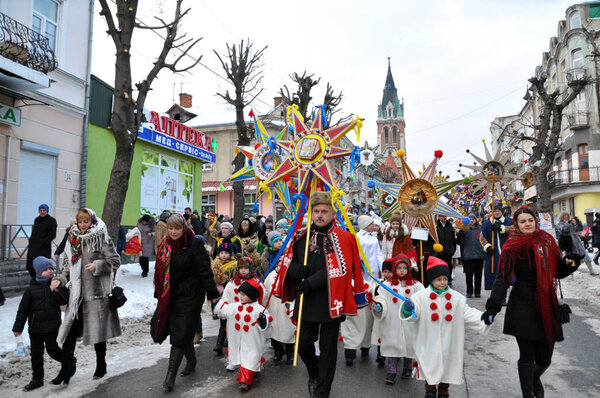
[168,237,220,346]
[486,251,576,344]
[28,215,57,259]
[436,220,456,255]
[12,280,68,334]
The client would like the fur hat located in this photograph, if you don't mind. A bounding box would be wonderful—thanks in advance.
[358,215,374,230]
[389,211,402,224]
[426,256,450,282]
[239,280,263,302]
[310,191,332,207]
[267,230,283,246]
[382,258,394,273]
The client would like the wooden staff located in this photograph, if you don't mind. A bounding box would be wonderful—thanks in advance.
[293,203,313,367]
[491,184,495,273]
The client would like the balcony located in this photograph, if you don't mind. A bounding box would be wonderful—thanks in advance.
[566,67,586,82]
[548,166,600,188]
[0,12,56,91]
[568,111,589,129]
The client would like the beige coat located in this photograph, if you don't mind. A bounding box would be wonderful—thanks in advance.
[56,231,121,346]
[155,220,168,254]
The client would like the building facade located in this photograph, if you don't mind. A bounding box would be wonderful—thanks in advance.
[0,0,93,257]
[490,3,600,224]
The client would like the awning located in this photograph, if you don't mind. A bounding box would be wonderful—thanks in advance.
[202,181,257,192]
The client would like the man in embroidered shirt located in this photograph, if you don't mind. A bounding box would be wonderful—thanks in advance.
[276,191,367,398]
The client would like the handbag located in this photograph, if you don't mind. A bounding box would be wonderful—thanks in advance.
[108,262,127,311]
[150,309,169,343]
[558,279,571,324]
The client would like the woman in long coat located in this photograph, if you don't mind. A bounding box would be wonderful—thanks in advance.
[137,214,156,277]
[51,208,121,380]
[483,206,581,397]
[154,214,220,392]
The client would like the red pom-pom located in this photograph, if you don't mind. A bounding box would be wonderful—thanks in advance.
[364,283,369,290]
[405,289,411,294]
[378,338,381,344]
[225,348,229,355]
[336,169,341,175]
[261,357,266,363]
[234,288,239,294]
[445,302,452,310]
[445,293,452,300]
[234,296,239,302]
[430,292,437,300]
[235,280,241,286]
[244,314,251,322]
[247,306,254,312]
[524,160,528,164]
[445,314,453,322]
[235,323,241,330]
[338,336,344,342]
[254,143,260,150]
[392,280,399,286]
[392,297,398,303]
[235,314,241,321]
[238,305,243,312]
[268,316,273,322]
[431,313,439,321]
[243,325,249,332]
[434,150,443,158]
[430,302,438,310]
[393,288,398,293]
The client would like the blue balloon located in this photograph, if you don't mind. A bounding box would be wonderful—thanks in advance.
[367,180,375,188]
[248,159,253,166]
[462,217,471,225]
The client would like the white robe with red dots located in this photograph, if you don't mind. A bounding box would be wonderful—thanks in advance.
[399,287,490,385]
[263,270,296,344]
[372,279,423,357]
[341,281,375,350]
[221,275,260,304]
[214,299,271,372]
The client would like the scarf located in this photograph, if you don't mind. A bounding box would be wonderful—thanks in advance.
[390,272,418,286]
[230,270,258,285]
[498,228,561,345]
[154,227,195,336]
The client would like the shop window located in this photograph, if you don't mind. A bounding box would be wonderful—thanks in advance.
[202,194,216,214]
[579,143,589,181]
[244,193,257,216]
[32,0,59,51]
[140,149,194,218]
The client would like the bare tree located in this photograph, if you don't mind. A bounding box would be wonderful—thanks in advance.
[97,0,202,240]
[323,82,353,126]
[214,40,267,228]
[506,74,587,213]
[279,71,320,121]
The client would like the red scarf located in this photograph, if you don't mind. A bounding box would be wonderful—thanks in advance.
[154,227,195,336]
[498,228,560,344]
[390,272,418,286]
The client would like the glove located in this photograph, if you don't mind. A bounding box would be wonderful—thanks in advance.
[373,302,383,313]
[491,223,501,232]
[403,299,415,313]
[258,313,267,328]
[481,310,495,325]
[486,246,495,255]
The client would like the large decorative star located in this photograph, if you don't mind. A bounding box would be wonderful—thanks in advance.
[354,141,384,174]
[461,140,520,196]
[264,105,361,193]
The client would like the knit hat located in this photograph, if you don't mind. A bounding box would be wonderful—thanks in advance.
[38,204,49,212]
[221,221,234,231]
[237,255,254,269]
[389,211,402,224]
[217,242,236,255]
[468,213,476,220]
[239,280,263,302]
[358,215,374,230]
[393,254,410,271]
[276,218,289,229]
[267,230,283,246]
[33,256,55,282]
[426,256,450,282]
[310,191,332,207]
[382,258,394,273]
[493,202,503,211]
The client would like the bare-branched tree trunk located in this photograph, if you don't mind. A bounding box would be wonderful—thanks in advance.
[279,71,320,122]
[214,40,266,228]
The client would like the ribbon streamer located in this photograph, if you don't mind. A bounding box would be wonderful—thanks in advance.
[259,181,273,205]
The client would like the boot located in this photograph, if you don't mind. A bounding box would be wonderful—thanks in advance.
[23,379,43,392]
[93,342,107,379]
[585,261,599,275]
[533,364,549,398]
[213,327,226,355]
[518,362,535,398]
[51,356,77,385]
[163,346,185,392]
[180,345,197,376]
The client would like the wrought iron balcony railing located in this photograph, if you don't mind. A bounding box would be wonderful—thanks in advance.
[0,12,57,74]
[568,111,589,129]
[548,166,600,188]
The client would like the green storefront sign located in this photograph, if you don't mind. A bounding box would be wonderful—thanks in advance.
[0,102,21,126]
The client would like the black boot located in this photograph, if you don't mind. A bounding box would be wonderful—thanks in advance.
[93,342,107,379]
[213,327,226,355]
[180,345,197,376]
[533,364,549,398]
[51,356,77,385]
[23,379,43,392]
[518,362,535,398]
[285,343,294,364]
[163,346,185,392]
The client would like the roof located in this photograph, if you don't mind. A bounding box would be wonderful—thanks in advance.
[379,152,402,178]
[202,180,257,192]
[378,58,404,119]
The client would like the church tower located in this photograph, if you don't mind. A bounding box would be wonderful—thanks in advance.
[377,58,405,163]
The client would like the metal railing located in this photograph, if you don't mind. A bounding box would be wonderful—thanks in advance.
[568,111,589,129]
[0,224,62,260]
[0,12,57,73]
[548,166,600,187]
[566,67,586,82]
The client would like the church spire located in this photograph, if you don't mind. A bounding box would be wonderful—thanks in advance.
[378,58,402,119]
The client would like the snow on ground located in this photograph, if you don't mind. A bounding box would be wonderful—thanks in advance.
[0,261,220,395]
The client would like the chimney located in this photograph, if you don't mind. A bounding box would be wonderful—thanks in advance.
[179,93,192,108]
[273,96,283,108]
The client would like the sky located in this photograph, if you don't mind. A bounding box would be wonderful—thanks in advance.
[91,0,578,179]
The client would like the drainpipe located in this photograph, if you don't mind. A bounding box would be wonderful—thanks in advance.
[80,0,95,208]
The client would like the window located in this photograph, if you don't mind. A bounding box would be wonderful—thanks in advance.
[566,149,572,182]
[383,127,389,144]
[202,194,216,214]
[570,11,582,29]
[140,150,194,218]
[32,0,58,51]
[579,144,589,181]
[202,163,213,172]
[571,49,584,79]
[243,193,257,216]
[392,126,397,143]
[561,60,566,83]
[568,197,575,216]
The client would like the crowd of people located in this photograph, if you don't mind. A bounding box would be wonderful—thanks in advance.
[6,202,599,397]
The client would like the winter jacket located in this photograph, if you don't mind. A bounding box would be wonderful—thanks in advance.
[592,217,600,247]
[436,220,456,255]
[13,280,69,334]
[27,215,57,259]
[457,226,485,260]
[191,217,205,236]
[136,221,156,257]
